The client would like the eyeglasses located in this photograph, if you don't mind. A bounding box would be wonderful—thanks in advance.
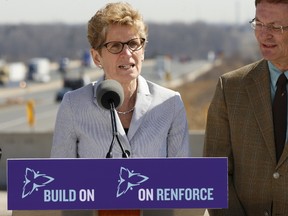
[99,38,146,54]
[249,18,288,34]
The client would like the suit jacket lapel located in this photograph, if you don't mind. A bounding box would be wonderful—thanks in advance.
[92,76,152,148]
[128,76,152,140]
[92,76,104,107]
[245,60,276,163]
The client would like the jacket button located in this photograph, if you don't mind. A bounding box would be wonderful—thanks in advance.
[273,172,280,179]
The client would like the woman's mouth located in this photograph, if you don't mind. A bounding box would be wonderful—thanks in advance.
[118,64,135,69]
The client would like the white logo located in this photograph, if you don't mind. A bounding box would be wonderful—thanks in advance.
[117,167,149,197]
[22,168,54,198]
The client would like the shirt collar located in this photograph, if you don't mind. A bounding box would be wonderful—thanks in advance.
[268,61,288,88]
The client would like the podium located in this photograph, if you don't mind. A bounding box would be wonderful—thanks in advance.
[7,158,227,211]
[98,210,141,216]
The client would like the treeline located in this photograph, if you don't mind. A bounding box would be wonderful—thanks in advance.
[0,21,258,62]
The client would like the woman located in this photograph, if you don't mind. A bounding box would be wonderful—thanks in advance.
[51,2,190,215]
[51,2,190,159]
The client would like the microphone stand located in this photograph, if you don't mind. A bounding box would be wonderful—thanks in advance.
[106,102,129,158]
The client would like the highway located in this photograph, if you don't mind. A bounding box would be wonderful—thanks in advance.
[0,59,213,132]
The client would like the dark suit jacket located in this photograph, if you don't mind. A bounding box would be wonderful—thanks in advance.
[204,59,288,216]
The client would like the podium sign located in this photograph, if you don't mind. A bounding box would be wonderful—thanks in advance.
[7,158,227,210]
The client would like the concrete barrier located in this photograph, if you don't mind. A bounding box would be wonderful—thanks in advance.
[0,132,52,188]
[0,130,205,188]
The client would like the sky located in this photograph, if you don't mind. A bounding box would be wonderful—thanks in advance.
[0,0,256,25]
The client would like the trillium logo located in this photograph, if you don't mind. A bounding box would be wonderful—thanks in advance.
[22,168,54,198]
[117,167,149,198]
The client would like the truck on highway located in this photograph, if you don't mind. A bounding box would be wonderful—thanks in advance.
[0,60,9,85]
[27,58,51,82]
[0,61,27,86]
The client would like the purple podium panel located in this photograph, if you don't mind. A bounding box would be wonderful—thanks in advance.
[7,158,227,210]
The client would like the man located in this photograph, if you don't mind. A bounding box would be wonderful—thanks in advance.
[204,0,288,215]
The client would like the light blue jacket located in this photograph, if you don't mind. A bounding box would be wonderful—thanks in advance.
[51,75,190,158]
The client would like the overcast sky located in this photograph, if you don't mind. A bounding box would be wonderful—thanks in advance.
[1,0,256,25]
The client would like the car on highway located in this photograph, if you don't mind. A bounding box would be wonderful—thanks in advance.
[55,72,90,102]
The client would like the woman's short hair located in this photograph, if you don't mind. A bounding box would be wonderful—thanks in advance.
[87,2,148,51]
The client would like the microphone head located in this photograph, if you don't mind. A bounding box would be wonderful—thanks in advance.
[96,79,124,110]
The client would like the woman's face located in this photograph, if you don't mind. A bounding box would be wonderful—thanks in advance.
[91,24,145,85]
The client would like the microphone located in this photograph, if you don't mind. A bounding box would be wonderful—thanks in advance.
[96,80,130,158]
[96,79,124,110]
[0,148,2,160]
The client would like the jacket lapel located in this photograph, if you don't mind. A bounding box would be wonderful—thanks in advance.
[245,60,276,163]
[92,76,152,148]
[128,76,152,140]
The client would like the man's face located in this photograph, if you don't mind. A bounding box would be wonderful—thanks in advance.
[255,2,288,70]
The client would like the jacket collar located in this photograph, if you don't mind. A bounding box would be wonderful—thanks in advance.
[92,75,152,145]
[245,59,279,164]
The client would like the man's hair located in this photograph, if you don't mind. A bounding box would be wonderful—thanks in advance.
[255,0,288,6]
